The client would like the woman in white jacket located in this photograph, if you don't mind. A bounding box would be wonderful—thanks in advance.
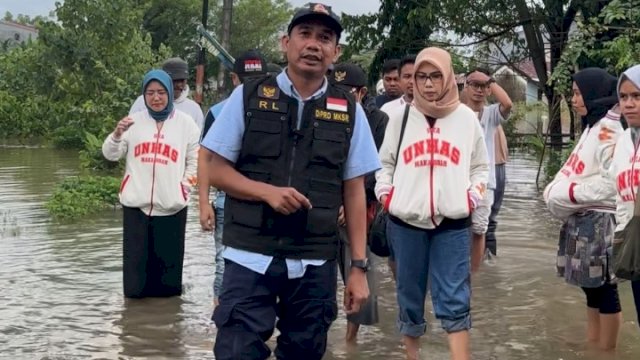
[375,47,488,360]
[102,69,200,298]
[610,64,640,329]
[544,68,623,350]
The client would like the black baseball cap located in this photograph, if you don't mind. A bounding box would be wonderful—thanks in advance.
[162,58,189,80]
[288,3,343,39]
[329,63,367,89]
[267,63,283,75]
[233,50,268,80]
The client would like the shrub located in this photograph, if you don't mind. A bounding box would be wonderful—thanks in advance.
[46,176,120,219]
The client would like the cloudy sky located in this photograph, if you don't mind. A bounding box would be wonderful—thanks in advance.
[0,0,381,18]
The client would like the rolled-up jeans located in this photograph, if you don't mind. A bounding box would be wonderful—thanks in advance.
[387,217,472,337]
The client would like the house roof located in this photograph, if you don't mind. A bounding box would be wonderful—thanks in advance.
[0,20,38,34]
[493,59,550,84]
[514,60,538,81]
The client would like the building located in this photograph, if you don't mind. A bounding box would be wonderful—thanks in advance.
[493,60,546,105]
[0,20,38,47]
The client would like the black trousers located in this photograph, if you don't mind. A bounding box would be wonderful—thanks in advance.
[486,163,506,255]
[633,281,640,327]
[213,258,338,360]
[122,206,187,298]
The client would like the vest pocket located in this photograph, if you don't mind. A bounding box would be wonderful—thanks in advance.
[310,128,347,168]
[306,190,340,236]
[228,199,264,229]
[244,119,282,158]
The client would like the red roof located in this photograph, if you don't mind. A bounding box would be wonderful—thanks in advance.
[0,20,38,33]
[514,60,539,80]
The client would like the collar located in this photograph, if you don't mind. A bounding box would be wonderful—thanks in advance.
[277,69,327,101]
[174,84,190,104]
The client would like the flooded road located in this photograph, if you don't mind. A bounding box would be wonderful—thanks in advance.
[1,147,639,359]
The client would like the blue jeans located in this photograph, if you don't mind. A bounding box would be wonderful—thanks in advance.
[213,193,225,298]
[387,218,472,336]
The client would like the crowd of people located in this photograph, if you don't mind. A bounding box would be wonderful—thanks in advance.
[99,2,640,359]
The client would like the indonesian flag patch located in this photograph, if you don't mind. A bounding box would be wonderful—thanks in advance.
[244,59,263,73]
[326,97,347,112]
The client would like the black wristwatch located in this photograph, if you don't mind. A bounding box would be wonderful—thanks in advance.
[351,259,370,272]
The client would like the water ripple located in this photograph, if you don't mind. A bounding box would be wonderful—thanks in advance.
[1,148,639,359]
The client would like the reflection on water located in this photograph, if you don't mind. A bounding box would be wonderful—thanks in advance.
[1,147,639,359]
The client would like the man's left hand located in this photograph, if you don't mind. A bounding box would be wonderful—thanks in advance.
[344,268,369,314]
[338,206,346,226]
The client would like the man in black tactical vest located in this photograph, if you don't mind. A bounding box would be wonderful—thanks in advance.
[199,3,381,359]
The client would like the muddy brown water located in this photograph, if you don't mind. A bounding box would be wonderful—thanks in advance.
[1,147,639,359]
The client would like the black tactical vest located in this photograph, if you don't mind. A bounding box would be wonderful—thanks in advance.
[223,75,356,260]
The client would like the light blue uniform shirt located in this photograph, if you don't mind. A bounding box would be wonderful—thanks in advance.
[206,100,228,207]
[201,70,381,279]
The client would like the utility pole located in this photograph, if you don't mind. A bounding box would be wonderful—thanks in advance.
[218,0,233,92]
[195,0,209,105]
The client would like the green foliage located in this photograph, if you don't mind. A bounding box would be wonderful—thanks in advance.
[551,0,640,94]
[0,0,169,147]
[3,11,51,26]
[45,176,120,219]
[501,101,547,149]
[142,0,201,58]
[79,132,123,172]
[544,141,575,184]
[341,1,437,83]
[229,0,292,61]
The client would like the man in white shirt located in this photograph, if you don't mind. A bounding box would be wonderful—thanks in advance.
[461,69,512,271]
[380,54,415,114]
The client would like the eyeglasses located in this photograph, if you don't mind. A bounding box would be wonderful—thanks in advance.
[415,72,443,85]
[466,82,489,90]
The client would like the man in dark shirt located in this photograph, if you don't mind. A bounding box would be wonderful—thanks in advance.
[374,59,402,108]
[331,62,389,343]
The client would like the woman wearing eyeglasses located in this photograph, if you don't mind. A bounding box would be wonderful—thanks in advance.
[102,69,201,298]
[375,47,488,360]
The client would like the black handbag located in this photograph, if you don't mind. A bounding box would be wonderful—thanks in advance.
[367,104,410,257]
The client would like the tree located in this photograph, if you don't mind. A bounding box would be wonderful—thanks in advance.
[141,0,201,57]
[0,0,168,147]
[341,0,438,84]
[425,0,615,148]
[552,0,640,90]
[3,11,50,27]
[229,0,292,61]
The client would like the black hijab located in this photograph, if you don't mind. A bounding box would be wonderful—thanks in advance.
[572,68,618,129]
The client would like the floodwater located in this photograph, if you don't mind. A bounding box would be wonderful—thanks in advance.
[1,146,639,360]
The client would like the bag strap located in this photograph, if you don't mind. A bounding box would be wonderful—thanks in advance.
[392,104,411,182]
[634,185,640,216]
